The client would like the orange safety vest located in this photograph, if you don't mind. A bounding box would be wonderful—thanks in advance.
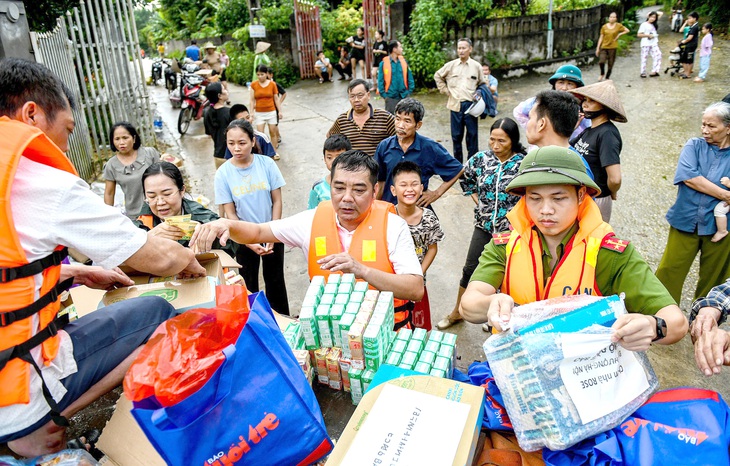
[501,196,614,305]
[0,117,77,411]
[137,215,155,230]
[308,200,412,328]
[382,56,409,93]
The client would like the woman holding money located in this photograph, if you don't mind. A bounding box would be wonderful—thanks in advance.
[135,161,236,256]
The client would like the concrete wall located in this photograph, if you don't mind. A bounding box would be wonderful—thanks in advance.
[164,29,293,58]
[0,1,34,60]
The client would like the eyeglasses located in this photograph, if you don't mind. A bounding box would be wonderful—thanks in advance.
[144,190,180,204]
[348,93,368,101]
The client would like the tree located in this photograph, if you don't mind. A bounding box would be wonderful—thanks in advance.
[24,0,80,32]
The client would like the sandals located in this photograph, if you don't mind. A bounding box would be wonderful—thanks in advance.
[435,314,462,330]
[649,72,659,77]
[66,429,104,460]
[640,73,647,78]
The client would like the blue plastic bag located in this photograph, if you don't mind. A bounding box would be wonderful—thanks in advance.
[544,387,730,466]
[131,292,333,466]
[453,360,513,431]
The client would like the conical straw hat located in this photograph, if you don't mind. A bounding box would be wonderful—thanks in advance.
[255,41,271,54]
[571,80,627,123]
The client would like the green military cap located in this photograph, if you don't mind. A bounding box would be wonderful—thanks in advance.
[505,146,601,197]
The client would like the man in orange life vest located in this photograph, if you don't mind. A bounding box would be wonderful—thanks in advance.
[192,150,424,328]
[460,146,688,351]
[378,40,415,115]
[0,58,205,457]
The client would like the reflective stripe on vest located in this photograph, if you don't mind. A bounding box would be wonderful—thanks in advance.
[308,200,408,308]
[382,56,409,93]
[0,117,78,407]
[502,197,614,305]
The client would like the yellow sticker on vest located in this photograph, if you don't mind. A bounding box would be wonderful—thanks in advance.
[315,236,327,257]
[362,240,377,262]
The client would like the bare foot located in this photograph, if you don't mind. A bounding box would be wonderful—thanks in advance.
[712,231,728,243]
[7,420,66,458]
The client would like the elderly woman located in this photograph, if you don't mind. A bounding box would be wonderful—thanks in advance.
[135,161,236,257]
[656,102,730,303]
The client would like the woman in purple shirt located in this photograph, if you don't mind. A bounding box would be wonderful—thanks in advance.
[656,102,730,303]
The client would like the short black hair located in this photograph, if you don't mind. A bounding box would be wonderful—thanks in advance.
[0,58,75,123]
[323,133,352,154]
[331,149,378,187]
[316,50,324,56]
[394,98,425,123]
[230,104,249,119]
[191,40,197,45]
[109,122,142,151]
[392,160,422,181]
[348,78,370,93]
[142,161,185,192]
[688,11,699,20]
[377,29,385,37]
[533,90,580,139]
[204,82,223,104]
[256,64,269,74]
[387,40,401,54]
[226,118,254,141]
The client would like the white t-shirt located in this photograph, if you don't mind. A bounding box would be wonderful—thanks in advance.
[1,157,147,437]
[269,208,423,277]
[638,21,658,47]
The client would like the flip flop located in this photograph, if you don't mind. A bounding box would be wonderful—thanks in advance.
[66,429,104,460]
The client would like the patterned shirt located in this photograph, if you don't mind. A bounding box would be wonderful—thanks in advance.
[327,104,395,157]
[398,207,444,282]
[691,278,730,326]
[460,150,523,233]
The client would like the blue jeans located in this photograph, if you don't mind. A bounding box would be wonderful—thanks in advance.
[450,102,479,163]
[0,296,176,443]
[698,55,711,80]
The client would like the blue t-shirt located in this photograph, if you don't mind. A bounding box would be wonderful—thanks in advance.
[308,176,331,209]
[224,134,276,159]
[185,45,200,61]
[666,138,730,236]
[215,154,286,223]
[375,133,463,205]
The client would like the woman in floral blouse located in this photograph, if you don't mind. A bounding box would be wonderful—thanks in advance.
[436,117,526,330]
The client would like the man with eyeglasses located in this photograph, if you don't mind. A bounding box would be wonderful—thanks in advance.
[327,79,395,157]
[459,146,687,352]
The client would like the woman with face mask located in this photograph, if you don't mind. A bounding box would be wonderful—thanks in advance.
[569,80,627,222]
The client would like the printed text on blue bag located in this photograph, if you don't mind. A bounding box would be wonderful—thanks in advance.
[205,413,279,466]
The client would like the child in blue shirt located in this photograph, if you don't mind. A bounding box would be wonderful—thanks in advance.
[308,134,352,209]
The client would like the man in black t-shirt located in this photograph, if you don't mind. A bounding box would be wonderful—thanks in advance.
[203,82,231,168]
[570,80,627,222]
[679,11,700,78]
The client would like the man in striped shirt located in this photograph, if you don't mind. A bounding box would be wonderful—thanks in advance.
[327,79,395,157]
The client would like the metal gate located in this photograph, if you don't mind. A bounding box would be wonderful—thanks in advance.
[32,0,152,181]
[294,0,322,79]
[362,0,390,78]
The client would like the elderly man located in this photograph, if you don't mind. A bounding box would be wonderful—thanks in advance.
[193,150,423,328]
[434,38,484,163]
[460,146,688,352]
[0,58,204,457]
[327,79,396,157]
[689,278,730,376]
[375,98,463,207]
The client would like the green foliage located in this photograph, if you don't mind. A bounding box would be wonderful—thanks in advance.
[223,41,299,87]
[402,0,447,87]
[259,0,295,31]
[680,0,730,33]
[215,0,250,33]
[321,7,364,55]
[25,0,79,32]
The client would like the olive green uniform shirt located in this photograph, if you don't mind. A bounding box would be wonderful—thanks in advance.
[470,223,676,315]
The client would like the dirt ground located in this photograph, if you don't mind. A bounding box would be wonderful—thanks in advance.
[3,5,729,459]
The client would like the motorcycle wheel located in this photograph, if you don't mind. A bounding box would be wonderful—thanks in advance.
[178,106,193,134]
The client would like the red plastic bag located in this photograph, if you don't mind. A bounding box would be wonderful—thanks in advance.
[123,285,250,406]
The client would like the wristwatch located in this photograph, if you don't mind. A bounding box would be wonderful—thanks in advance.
[652,316,667,342]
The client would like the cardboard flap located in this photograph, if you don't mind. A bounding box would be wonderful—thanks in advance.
[98,396,166,466]
[101,277,216,312]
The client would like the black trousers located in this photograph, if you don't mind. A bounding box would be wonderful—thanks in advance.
[236,242,290,315]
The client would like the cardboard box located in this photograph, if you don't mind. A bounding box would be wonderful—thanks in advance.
[101,276,217,313]
[97,396,166,466]
[325,374,485,466]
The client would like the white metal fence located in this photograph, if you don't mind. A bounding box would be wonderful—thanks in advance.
[32,0,152,181]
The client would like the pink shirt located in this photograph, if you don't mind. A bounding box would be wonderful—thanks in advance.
[700,34,713,57]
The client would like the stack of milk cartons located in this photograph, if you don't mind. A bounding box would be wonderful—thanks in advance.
[384,328,457,378]
[347,288,379,370]
[362,291,396,372]
[299,275,324,350]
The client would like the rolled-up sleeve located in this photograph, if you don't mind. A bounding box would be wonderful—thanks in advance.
[674,140,702,184]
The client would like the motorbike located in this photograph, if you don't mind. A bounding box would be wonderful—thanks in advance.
[151,57,177,91]
[177,71,208,135]
[671,9,683,33]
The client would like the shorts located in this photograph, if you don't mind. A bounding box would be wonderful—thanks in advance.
[254,110,278,126]
[679,48,695,64]
[0,296,175,443]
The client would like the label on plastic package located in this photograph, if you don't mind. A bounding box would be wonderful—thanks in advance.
[559,333,650,424]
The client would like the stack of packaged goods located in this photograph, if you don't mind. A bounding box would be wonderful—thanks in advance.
[282,320,313,383]
[384,328,457,378]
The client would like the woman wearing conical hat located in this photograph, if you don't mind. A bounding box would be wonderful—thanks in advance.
[252,41,271,83]
[569,79,628,222]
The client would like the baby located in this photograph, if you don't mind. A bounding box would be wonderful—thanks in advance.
[712,176,730,242]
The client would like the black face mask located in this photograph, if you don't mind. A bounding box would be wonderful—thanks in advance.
[582,108,606,120]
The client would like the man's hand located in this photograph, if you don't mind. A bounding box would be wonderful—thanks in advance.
[247,243,274,256]
[695,328,730,376]
[178,255,206,279]
[417,190,441,208]
[690,307,721,342]
[73,266,134,290]
[190,219,230,253]
[149,222,184,241]
[486,293,515,332]
[611,314,656,351]
[317,252,365,278]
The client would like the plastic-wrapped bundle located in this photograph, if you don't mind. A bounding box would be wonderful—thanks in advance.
[484,295,658,452]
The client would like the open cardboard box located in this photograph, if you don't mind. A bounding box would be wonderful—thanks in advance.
[326,371,485,466]
[70,250,240,317]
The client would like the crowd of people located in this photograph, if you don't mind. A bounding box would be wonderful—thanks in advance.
[0,9,728,460]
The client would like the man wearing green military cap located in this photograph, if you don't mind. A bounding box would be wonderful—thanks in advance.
[460,146,688,351]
